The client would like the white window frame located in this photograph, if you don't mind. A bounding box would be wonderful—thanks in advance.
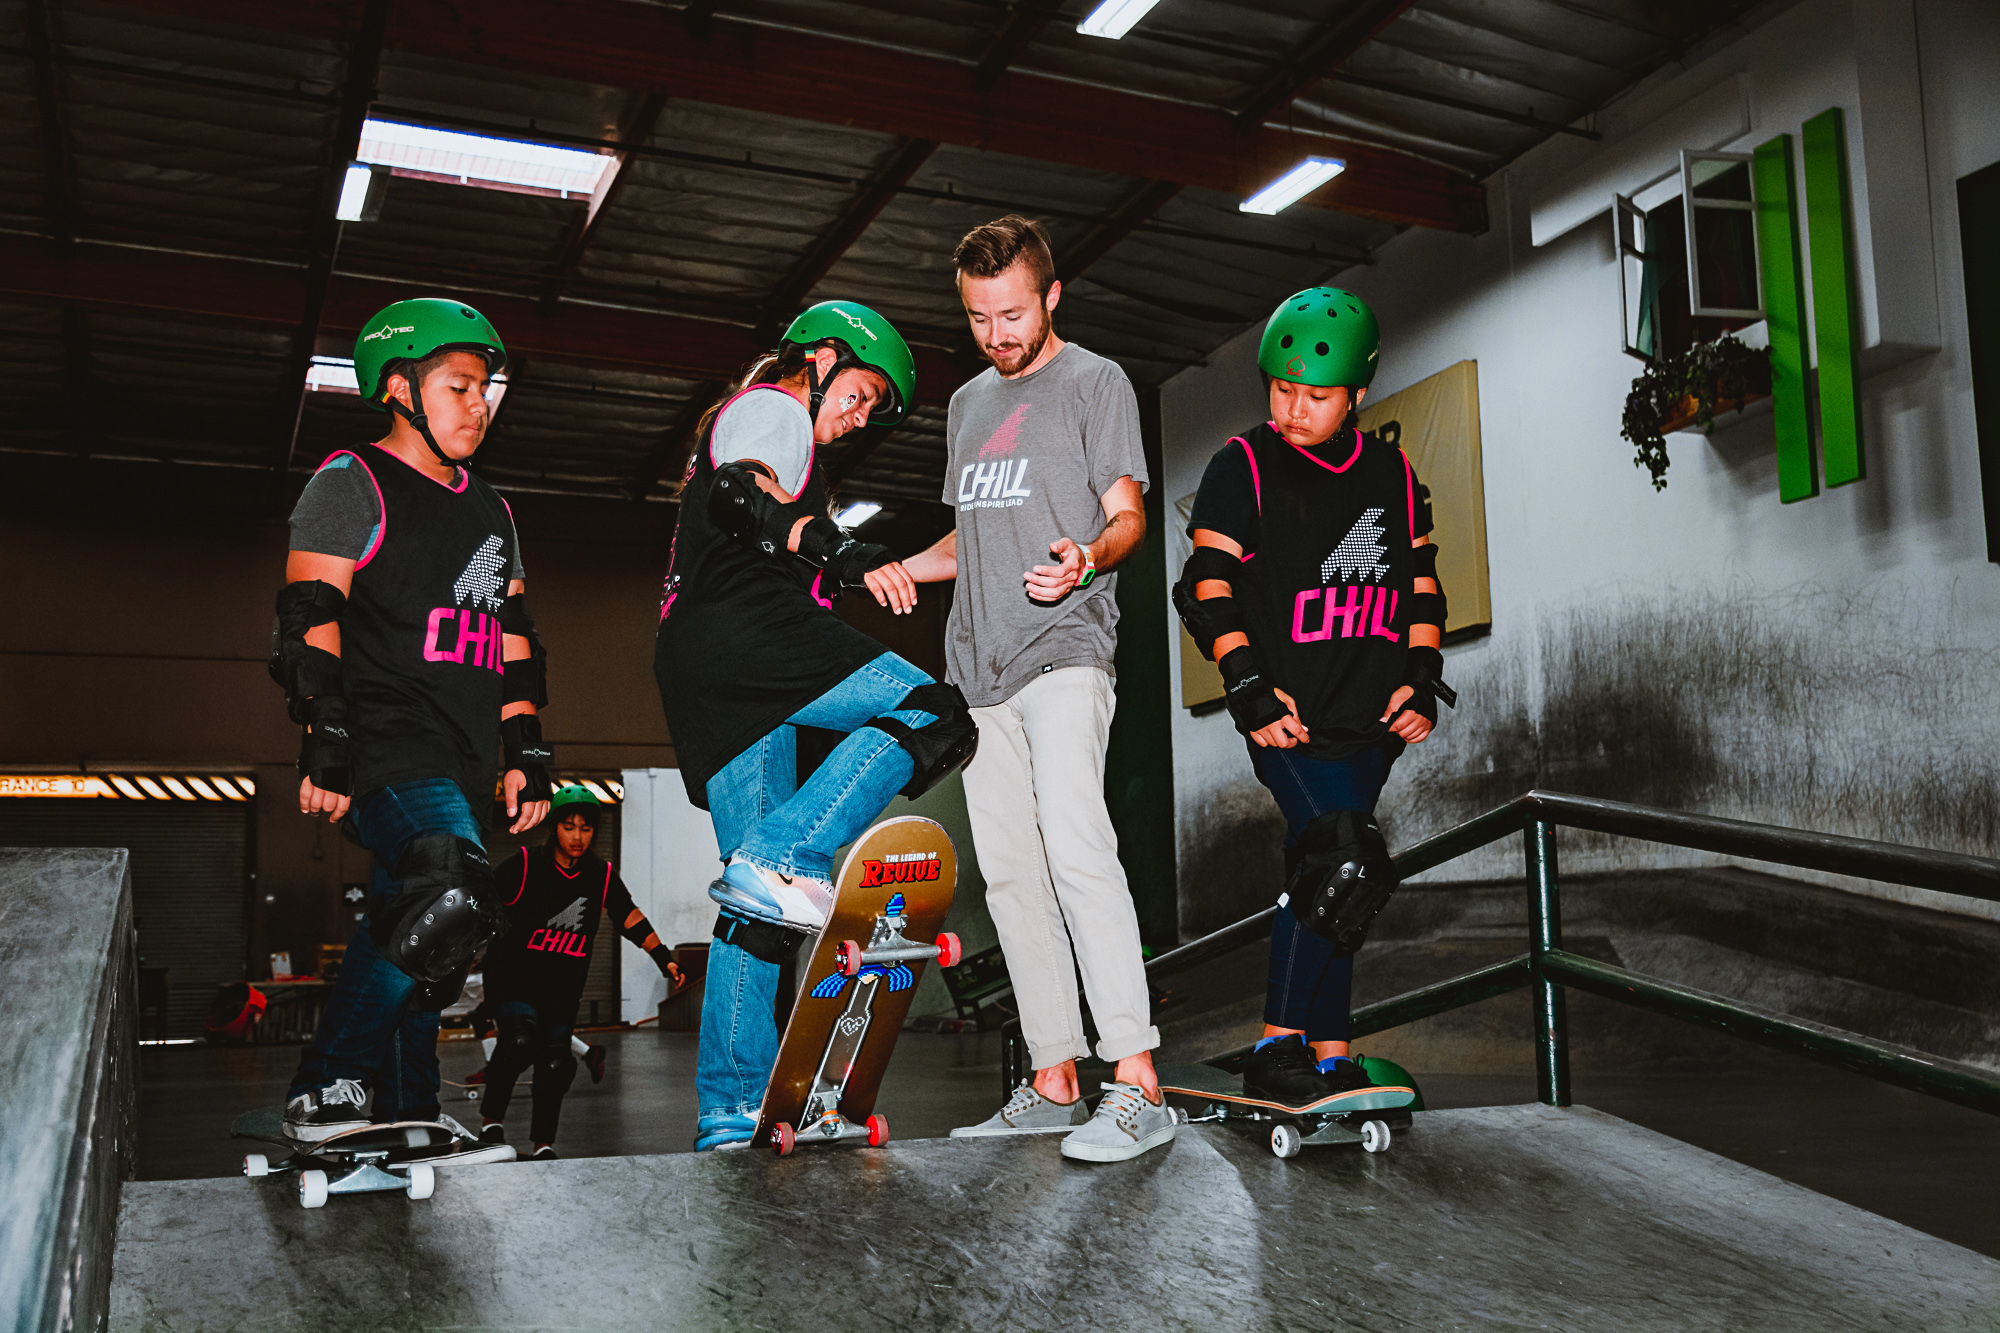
[1681,149,1764,320]
[1613,192,1650,362]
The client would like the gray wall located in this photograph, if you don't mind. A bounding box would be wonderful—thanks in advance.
[1159,0,2000,936]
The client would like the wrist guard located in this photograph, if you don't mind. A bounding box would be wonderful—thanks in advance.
[297,693,352,795]
[500,713,554,803]
[1217,645,1289,735]
[1172,546,1247,660]
[795,515,896,588]
[1393,646,1458,725]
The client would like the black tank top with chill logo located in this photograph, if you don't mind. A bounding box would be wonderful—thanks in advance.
[330,442,516,810]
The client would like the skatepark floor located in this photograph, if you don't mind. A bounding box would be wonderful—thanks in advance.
[139,1023,2000,1260]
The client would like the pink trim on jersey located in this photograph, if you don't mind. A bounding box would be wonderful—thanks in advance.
[1402,451,1416,539]
[507,855,529,907]
[1282,425,1363,475]
[809,570,832,610]
[601,862,613,912]
[1233,436,1260,515]
[709,383,816,494]
[318,451,388,569]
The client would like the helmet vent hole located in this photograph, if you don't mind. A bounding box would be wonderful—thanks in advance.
[1280,335,1293,349]
[1315,343,1329,356]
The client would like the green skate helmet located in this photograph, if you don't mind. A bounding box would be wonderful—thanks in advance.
[781,300,915,427]
[549,785,602,828]
[353,297,508,464]
[1257,286,1379,390]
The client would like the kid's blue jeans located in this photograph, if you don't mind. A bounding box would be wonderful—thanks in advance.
[695,652,936,1123]
[288,778,484,1119]
[1250,744,1395,1042]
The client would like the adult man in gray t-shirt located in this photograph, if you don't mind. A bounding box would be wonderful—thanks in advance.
[906,216,1173,1163]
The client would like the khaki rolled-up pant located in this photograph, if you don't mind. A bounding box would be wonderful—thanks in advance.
[962,666,1159,1068]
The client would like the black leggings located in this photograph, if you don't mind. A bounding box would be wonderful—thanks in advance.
[483,1000,577,1144]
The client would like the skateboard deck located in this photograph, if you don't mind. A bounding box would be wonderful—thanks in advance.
[756,816,957,1154]
[1158,1061,1418,1160]
[233,1109,516,1207]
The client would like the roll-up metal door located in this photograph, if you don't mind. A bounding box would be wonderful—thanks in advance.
[0,797,250,1038]
[484,802,622,1027]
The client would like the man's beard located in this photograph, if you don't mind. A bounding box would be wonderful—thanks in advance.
[979,309,1052,375]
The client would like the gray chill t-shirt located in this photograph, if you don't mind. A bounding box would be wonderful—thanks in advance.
[941,343,1148,706]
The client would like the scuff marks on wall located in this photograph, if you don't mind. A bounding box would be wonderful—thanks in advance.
[1175,777,1287,939]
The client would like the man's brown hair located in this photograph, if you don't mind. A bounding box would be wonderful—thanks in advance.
[954,215,1056,296]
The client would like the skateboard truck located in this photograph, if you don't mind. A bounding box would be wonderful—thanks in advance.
[776,895,960,1156]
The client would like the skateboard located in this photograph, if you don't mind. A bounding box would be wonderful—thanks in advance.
[232,1109,517,1208]
[756,816,959,1155]
[1158,1060,1419,1160]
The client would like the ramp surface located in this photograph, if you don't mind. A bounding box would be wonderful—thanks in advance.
[111,1104,2000,1332]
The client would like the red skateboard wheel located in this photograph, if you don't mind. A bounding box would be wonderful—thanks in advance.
[934,932,962,968]
[866,1114,889,1147]
[772,1123,796,1156]
[838,940,862,977]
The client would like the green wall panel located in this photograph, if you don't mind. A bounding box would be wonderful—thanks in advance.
[1803,108,1865,487]
[1754,133,1819,502]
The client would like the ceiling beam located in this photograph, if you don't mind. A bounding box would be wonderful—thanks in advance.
[762,137,938,330]
[21,0,74,244]
[1232,0,1421,130]
[275,0,390,475]
[627,381,725,500]
[1056,179,1186,285]
[972,0,1063,92]
[0,235,969,410]
[104,0,1483,232]
[538,92,667,310]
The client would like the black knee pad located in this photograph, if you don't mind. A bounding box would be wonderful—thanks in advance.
[1285,810,1399,957]
[868,682,978,799]
[372,834,507,983]
[538,1050,578,1096]
[495,1013,538,1055]
[407,966,469,1013]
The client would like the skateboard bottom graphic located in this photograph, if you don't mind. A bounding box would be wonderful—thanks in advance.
[1158,1061,1420,1161]
[232,1109,517,1208]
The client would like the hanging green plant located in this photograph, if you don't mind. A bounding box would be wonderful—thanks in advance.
[1619,335,1772,490]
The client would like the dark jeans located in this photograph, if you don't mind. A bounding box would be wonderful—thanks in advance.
[1250,743,1394,1042]
[287,778,484,1118]
[481,999,577,1145]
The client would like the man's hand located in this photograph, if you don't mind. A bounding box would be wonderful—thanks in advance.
[503,770,550,834]
[1250,688,1311,749]
[298,776,351,823]
[1026,537,1086,602]
[1381,687,1435,744]
[862,560,919,614]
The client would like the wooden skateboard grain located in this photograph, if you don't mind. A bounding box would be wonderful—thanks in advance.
[755,816,956,1149]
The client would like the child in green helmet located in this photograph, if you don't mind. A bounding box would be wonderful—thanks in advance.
[1173,286,1453,1108]
[273,297,556,1142]
[652,300,977,1152]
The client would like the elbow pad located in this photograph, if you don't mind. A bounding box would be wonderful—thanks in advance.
[1172,546,1247,660]
[709,461,813,557]
[497,592,548,708]
[1217,645,1289,736]
[269,580,347,722]
[795,516,895,588]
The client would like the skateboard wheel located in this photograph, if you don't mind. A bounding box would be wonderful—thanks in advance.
[935,933,962,968]
[1361,1120,1391,1154]
[866,1114,890,1147]
[772,1123,796,1156]
[838,940,862,977]
[1270,1123,1303,1159]
[298,1169,329,1209]
[244,1153,269,1178]
[406,1163,436,1200]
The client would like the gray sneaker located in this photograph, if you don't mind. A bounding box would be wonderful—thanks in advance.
[1060,1082,1181,1162]
[949,1080,1089,1138]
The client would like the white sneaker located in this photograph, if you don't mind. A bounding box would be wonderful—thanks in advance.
[708,857,833,931]
[949,1081,1089,1138]
[282,1078,369,1143]
[1059,1083,1181,1163]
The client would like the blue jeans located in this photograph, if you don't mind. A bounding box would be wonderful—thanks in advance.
[1251,744,1394,1042]
[288,779,484,1118]
[696,652,934,1119]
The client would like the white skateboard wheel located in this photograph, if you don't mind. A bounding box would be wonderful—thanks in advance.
[406,1163,436,1200]
[244,1153,269,1178]
[299,1169,329,1209]
[1270,1123,1302,1159]
[1361,1120,1391,1154]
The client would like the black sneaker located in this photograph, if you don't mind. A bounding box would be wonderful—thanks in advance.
[479,1122,507,1146]
[283,1078,369,1143]
[582,1044,607,1084]
[528,1145,559,1161]
[1317,1056,1380,1094]
[1241,1035,1334,1105]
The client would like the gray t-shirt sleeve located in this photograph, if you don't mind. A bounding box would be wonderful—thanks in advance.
[288,454,380,561]
[711,388,815,496]
[1084,360,1148,497]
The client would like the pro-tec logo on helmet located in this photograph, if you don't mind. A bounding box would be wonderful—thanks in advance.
[360,323,416,343]
[833,308,878,341]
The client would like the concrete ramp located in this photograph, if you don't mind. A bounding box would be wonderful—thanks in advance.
[111,1105,2000,1332]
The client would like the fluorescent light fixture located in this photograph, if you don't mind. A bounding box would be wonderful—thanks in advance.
[834,501,883,530]
[1077,0,1161,39]
[358,118,614,199]
[335,162,374,220]
[1239,157,1347,215]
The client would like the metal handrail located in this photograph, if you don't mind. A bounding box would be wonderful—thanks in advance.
[997,790,2000,1113]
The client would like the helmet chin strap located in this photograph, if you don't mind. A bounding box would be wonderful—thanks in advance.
[383,370,455,467]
